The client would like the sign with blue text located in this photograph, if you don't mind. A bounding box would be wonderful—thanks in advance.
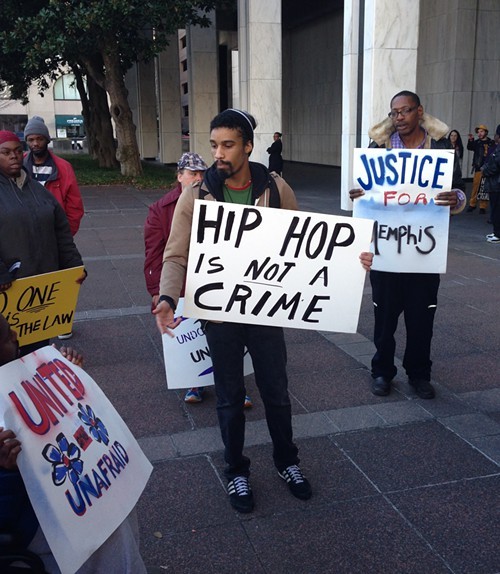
[0,346,153,574]
[352,148,454,273]
[184,201,374,333]
[162,298,254,389]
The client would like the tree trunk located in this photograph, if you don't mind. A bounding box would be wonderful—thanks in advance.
[101,47,142,177]
[86,74,119,168]
[72,64,97,157]
[77,57,119,168]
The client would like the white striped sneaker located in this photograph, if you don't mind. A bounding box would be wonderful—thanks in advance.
[278,465,312,500]
[227,476,254,513]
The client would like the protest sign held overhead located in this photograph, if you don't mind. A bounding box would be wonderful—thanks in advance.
[352,148,454,273]
[0,346,153,574]
[184,201,373,333]
[0,267,84,345]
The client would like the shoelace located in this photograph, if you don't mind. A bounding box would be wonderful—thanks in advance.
[228,476,250,496]
[284,465,305,484]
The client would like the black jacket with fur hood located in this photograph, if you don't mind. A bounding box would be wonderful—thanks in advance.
[368,113,465,191]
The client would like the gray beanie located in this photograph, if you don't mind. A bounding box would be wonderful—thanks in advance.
[24,115,51,142]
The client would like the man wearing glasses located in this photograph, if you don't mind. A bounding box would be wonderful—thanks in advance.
[350,90,465,400]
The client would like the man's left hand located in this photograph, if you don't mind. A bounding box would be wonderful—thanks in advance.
[359,251,373,272]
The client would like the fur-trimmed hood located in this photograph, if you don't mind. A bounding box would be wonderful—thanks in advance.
[368,113,450,147]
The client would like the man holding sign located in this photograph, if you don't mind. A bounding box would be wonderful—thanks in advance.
[155,108,373,513]
[350,90,465,399]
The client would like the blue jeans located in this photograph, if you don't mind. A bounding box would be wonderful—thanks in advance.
[370,271,440,382]
[204,322,299,480]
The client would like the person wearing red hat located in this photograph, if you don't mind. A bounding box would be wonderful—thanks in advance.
[466,124,494,213]
[0,130,85,355]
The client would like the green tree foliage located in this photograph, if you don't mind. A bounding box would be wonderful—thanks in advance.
[0,0,227,175]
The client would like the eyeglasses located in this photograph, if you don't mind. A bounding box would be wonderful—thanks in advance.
[388,107,416,119]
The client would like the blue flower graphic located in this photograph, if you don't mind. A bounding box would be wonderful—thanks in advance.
[42,433,83,486]
[77,403,109,445]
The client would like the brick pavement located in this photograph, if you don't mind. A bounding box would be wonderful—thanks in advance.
[72,164,499,574]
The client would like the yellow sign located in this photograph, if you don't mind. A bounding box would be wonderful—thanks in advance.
[0,266,84,345]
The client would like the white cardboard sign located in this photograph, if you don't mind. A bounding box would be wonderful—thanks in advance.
[352,148,454,273]
[161,298,254,389]
[184,201,374,333]
[0,346,153,574]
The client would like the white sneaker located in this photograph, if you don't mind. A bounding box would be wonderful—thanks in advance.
[58,332,73,340]
[486,233,496,239]
[486,235,500,244]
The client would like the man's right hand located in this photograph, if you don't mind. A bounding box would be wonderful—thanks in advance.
[349,188,365,201]
[153,300,182,337]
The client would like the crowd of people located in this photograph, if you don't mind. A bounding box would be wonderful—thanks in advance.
[0,96,498,570]
[448,123,500,242]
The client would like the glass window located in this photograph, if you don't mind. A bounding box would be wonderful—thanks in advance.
[53,74,85,100]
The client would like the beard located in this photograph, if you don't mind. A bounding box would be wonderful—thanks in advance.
[215,161,233,181]
[32,148,47,158]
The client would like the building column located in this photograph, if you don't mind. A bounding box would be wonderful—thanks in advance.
[125,59,158,160]
[187,12,218,165]
[237,0,282,167]
[157,37,183,164]
[341,0,420,210]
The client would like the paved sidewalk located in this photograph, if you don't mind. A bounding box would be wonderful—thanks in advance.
[73,163,499,574]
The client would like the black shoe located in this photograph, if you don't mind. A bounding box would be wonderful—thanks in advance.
[227,476,254,513]
[371,376,391,396]
[479,208,486,214]
[278,465,312,500]
[466,206,475,212]
[409,378,435,399]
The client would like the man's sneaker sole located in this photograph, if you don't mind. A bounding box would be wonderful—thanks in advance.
[227,477,254,513]
[278,465,312,500]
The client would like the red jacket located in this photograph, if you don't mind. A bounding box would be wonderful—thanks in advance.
[143,183,182,297]
[24,151,84,235]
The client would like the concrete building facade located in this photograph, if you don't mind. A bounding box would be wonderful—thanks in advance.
[1,1,497,190]
[135,0,499,207]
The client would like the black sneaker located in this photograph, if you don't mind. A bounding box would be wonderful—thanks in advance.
[227,476,254,513]
[371,376,391,396]
[409,378,435,399]
[278,465,312,500]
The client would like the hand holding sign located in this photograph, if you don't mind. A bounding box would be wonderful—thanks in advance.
[0,426,21,469]
[352,148,454,273]
[184,201,373,333]
[153,299,182,337]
